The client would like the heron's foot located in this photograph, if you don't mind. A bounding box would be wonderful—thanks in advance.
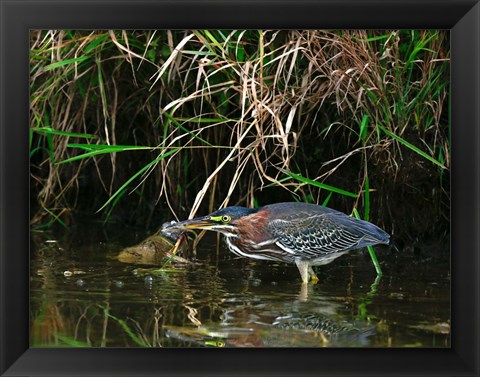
[295,259,310,284]
[296,260,319,284]
[308,266,319,284]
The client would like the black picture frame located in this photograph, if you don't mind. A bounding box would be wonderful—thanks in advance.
[1,0,478,376]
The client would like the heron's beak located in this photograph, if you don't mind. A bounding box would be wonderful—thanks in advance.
[162,216,216,232]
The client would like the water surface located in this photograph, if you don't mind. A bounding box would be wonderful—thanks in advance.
[30,223,450,348]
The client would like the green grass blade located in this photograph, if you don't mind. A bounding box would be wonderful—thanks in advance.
[367,245,382,276]
[97,148,179,212]
[56,335,90,347]
[57,150,115,164]
[44,56,90,71]
[32,127,97,139]
[281,170,358,198]
[181,50,213,56]
[67,143,153,151]
[84,33,109,53]
[322,192,333,206]
[42,207,69,230]
[406,32,437,66]
[104,312,149,347]
[363,34,390,42]
[103,187,128,224]
[359,114,369,143]
[378,125,446,169]
[164,112,213,146]
[353,208,382,276]
[203,30,224,52]
[58,145,153,164]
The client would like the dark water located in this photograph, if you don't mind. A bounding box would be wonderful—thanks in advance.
[30,223,450,348]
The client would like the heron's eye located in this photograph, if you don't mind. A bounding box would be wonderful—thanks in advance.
[222,215,231,223]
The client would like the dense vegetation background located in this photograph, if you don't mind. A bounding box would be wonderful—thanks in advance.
[29,30,450,240]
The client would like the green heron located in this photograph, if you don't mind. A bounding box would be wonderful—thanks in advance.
[162,202,389,283]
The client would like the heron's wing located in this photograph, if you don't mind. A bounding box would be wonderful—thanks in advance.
[267,214,371,258]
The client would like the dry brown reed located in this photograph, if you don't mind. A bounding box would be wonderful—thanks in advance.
[29,30,449,228]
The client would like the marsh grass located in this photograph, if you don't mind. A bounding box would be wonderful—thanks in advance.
[30,30,449,234]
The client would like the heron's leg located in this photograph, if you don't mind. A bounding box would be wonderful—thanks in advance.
[308,265,319,284]
[295,259,310,284]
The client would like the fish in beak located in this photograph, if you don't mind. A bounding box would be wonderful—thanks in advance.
[161,215,237,238]
[161,216,215,233]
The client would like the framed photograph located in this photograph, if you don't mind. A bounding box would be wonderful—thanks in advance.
[1,0,479,376]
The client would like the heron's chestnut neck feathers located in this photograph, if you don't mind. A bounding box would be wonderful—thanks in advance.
[233,209,271,243]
